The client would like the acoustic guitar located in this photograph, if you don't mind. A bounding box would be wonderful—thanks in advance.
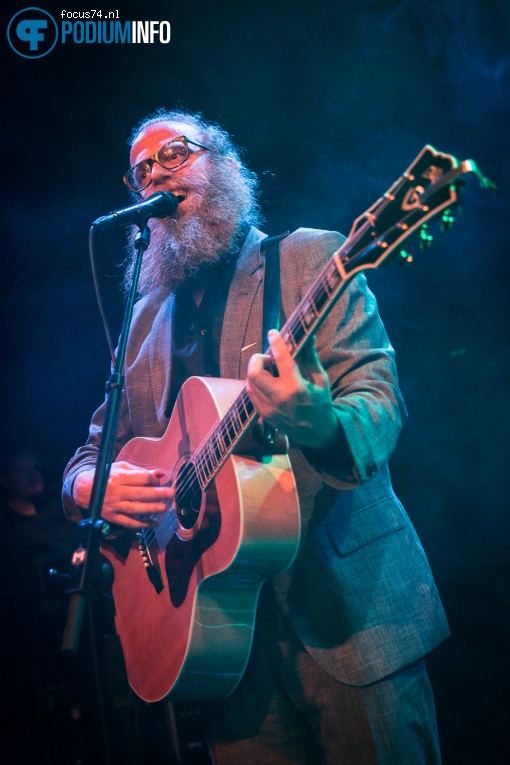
[101,146,493,702]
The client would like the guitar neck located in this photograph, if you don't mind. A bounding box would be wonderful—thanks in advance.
[192,241,353,492]
[190,144,494,493]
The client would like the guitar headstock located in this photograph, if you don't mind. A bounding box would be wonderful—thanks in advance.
[340,145,495,275]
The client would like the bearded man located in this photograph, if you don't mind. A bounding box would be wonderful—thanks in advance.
[63,109,449,764]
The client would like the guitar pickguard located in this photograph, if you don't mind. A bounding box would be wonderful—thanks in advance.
[165,487,221,607]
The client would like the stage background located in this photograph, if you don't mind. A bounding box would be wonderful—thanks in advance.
[1,1,508,763]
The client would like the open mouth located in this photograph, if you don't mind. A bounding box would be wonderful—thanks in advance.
[168,190,188,206]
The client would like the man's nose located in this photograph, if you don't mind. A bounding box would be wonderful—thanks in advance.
[143,161,169,189]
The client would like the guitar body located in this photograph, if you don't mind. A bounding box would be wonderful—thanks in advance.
[101,376,300,702]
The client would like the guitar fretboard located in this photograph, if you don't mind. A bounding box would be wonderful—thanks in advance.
[193,389,256,489]
[191,241,355,492]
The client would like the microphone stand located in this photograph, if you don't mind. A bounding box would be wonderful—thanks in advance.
[62,224,152,765]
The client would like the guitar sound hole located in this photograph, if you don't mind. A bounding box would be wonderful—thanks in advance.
[175,461,202,530]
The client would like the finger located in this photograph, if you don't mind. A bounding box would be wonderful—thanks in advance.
[103,491,174,513]
[115,462,168,481]
[102,496,171,527]
[246,366,281,403]
[247,352,267,378]
[116,498,170,515]
[267,330,297,379]
[246,352,283,400]
[106,511,160,530]
[111,465,167,487]
[115,485,174,503]
[102,483,173,520]
[245,387,275,422]
[115,461,154,472]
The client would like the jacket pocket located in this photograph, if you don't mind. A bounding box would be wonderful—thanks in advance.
[326,496,407,555]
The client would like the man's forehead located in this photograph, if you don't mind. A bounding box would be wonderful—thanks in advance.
[130,120,201,162]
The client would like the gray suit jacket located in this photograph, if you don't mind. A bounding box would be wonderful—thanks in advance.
[63,226,449,686]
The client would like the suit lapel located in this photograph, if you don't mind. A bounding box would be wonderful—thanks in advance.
[146,227,266,421]
[220,227,266,379]
[149,292,175,428]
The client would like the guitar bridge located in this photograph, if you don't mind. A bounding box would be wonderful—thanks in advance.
[136,531,164,593]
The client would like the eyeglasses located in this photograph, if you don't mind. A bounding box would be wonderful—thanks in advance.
[123,135,211,193]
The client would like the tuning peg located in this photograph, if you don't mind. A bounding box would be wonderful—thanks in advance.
[441,209,455,231]
[399,250,413,266]
[419,224,433,249]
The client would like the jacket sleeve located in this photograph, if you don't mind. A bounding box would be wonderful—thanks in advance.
[279,228,407,488]
[62,289,166,523]
[61,389,134,523]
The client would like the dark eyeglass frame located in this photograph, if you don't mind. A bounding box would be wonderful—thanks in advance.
[123,135,211,193]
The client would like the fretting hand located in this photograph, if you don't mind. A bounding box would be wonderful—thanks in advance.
[246,330,338,449]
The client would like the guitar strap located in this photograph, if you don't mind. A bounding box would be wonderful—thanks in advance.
[259,230,289,446]
[260,231,289,352]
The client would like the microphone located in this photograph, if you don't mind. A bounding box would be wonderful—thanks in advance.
[92,191,184,229]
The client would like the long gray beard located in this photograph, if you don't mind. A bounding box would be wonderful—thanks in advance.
[125,157,256,295]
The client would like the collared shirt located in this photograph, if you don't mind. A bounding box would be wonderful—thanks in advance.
[165,227,249,417]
